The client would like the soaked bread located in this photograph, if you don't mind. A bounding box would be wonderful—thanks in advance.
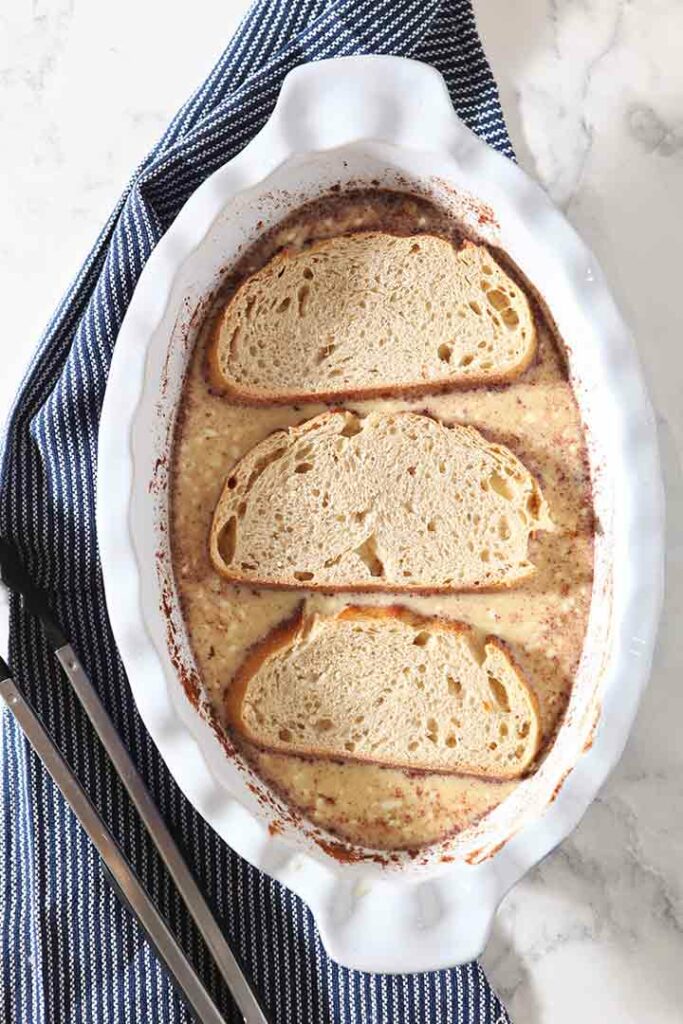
[210,410,552,592]
[227,606,541,778]
[208,233,536,403]
[171,188,595,850]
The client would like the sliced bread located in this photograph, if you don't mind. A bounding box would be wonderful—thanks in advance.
[207,233,536,403]
[226,606,540,778]
[209,410,552,592]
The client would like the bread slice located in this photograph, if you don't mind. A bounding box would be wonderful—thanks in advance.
[207,233,536,403]
[209,410,552,592]
[226,606,540,778]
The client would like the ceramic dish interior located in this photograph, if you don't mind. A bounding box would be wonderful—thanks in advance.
[97,56,664,972]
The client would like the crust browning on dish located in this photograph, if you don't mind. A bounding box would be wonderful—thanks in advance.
[170,186,595,850]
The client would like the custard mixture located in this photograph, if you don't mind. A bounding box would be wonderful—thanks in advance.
[170,190,594,850]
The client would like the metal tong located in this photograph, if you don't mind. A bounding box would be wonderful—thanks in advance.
[0,537,270,1024]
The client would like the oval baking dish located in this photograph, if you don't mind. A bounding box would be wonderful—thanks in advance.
[97,56,664,973]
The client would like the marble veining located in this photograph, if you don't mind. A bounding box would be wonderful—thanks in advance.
[627,103,683,157]
[477,3,683,1018]
[2,1,682,1020]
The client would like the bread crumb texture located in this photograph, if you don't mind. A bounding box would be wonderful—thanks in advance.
[210,410,553,591]
[228,607,540,779]
[211,234,536,401]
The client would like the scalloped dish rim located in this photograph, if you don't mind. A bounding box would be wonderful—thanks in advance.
[96,56,664,973]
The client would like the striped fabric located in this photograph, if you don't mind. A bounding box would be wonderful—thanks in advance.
[0,2,514,1021]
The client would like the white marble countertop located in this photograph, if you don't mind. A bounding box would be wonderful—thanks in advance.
[1,1,681,1021]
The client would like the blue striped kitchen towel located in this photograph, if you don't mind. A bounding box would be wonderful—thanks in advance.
[0,2,514,1021]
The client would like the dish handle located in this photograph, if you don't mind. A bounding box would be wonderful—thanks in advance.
[303,868,503,974]
[259,55,473,160]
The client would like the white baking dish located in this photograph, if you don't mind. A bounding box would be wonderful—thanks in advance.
[97,56,664,973]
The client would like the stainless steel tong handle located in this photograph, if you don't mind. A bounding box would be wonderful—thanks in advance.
[54,645,270,1024]
[0,668,228,1024]
[0,534,269,1023]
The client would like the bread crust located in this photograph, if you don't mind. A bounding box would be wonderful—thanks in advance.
[206,232,537,404]
[210,567,536,595]
[225,605,541,780]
